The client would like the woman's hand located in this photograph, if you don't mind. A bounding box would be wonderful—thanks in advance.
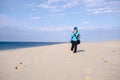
[78,36,80,38]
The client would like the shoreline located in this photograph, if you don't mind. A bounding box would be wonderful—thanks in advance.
[0,40,119,51]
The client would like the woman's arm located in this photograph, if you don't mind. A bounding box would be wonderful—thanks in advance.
[70,33,73,41]
[77,34,80,39]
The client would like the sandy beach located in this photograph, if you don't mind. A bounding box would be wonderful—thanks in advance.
[0,41,120,80]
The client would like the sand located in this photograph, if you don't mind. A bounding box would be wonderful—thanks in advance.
[0,41,120,80]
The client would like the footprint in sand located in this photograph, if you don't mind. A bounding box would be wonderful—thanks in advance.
[99,58,109,63]
[15,62,24,70]
[14,56,40,69]
[84,76,92,80]
[31,56,39,62]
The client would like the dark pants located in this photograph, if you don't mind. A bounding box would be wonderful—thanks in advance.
[71,41,78,53]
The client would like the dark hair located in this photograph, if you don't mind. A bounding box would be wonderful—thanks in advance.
[74,27,77,30]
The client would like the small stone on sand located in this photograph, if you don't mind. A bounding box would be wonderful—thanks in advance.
[20,62,22,64]
[112,50,116,52]
[15,67,18,69]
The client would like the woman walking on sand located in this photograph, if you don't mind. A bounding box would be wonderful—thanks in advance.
[70,27,80,53]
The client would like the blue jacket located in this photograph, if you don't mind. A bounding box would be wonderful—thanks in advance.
[70,32,80,41]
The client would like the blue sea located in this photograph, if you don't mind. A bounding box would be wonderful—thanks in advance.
[0,42,63,51]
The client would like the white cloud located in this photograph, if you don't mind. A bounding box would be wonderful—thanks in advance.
[78,26,119,31]
[92,11,100,14]
[50,13,68,17]
[36,0,62,10]
[24,26,120,31]
[38,4,50,8]
[82,21,90,24]
[31,16,41,19]
[36,0,80,12]
[27,26,73,32]
[89,7,119,14]
[37,3,56,9]
[63,0,79,8]
[47,0,62,4]
[24,0,120,15]
[0,23,118,32]
[84,0,105,8]
[84,0,120,14]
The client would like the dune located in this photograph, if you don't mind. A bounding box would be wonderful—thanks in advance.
[0,41,120,80]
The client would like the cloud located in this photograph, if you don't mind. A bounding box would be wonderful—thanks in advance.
[84,0,120,14]
[1,23,119,33]
[24,0,120,15]
[88,7,115,14]
[84,0,105,7]
[21,26,118,31]
[0,25,73,32]
[31,16,41,19]
[50,13,68,17]
[62,0,79,8]
[36,0,62,10]
[82,21,90,24]
[78,26,120,31]
[36,0,79,12]
[37,3,56,9]
[89,7,119,14]
[0,13,119,32]
[47,0,61,4]
[25,26,73,32]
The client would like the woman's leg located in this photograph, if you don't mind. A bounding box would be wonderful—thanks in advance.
[74,41,77,53]
[71,41,75,51]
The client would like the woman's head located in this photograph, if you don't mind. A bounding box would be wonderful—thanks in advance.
[73,27,78,34]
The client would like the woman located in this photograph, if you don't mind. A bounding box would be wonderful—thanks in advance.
[70,27,80,53]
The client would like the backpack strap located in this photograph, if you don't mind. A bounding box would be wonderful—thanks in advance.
[74,33,79,40]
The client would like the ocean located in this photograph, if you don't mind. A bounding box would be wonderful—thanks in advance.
[0,42,63,51]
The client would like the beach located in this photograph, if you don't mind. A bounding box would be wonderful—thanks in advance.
[0,41,120,80]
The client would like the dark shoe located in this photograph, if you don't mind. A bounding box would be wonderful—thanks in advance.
[73,51,76,53]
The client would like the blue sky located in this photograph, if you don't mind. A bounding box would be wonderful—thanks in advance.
[0,0,120,42]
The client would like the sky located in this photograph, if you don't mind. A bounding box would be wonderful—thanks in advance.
[0,0,120,42]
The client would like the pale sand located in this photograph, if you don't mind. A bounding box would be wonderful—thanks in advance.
[0,41,120,80]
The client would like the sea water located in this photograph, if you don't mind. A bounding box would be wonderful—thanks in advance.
[0,42,62,51]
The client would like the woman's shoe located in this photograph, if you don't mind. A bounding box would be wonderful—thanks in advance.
[73,51,76,53]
